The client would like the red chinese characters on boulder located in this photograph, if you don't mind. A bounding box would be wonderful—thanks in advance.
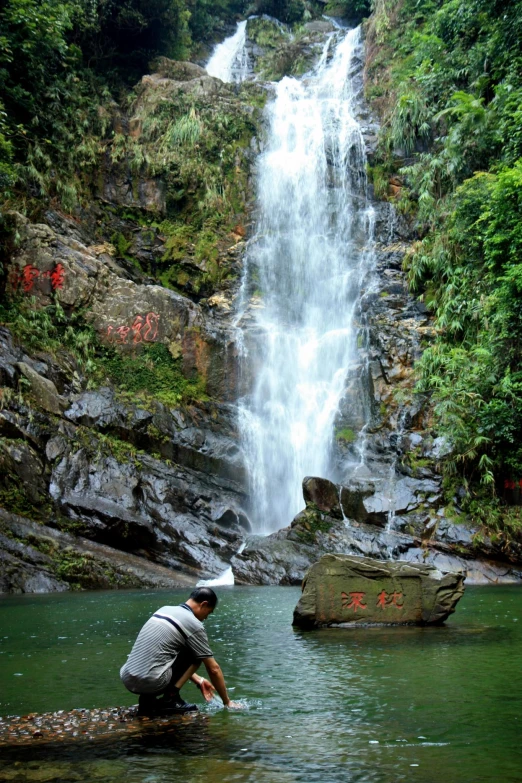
[21,265,40,293]
[49,263,65,290]
[131,316,144,344]
[12,264,66,294]
[144,312,160,341]
[376,590,404,610]
[107,312,160,345]
[341,591,367,613]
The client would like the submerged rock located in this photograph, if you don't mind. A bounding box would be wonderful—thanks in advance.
[292,554,465,628]
[0,705,197,750]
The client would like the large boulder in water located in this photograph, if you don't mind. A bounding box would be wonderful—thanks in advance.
[292,554,465,629]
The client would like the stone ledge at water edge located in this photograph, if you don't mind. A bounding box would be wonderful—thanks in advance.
[292,554,465,629]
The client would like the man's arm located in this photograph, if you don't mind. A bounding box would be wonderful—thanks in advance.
[201,656,240,707]
[190,672,215,702]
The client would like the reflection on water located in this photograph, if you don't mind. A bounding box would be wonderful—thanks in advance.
[1,586,522,782]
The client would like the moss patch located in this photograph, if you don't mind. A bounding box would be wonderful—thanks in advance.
[294,507,334,544]
[336,427,356,444]
[0,476,51,522]
[96,342,207,407]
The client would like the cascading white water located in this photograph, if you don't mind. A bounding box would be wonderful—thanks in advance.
[206,20,250,83]
[237,27,375,534]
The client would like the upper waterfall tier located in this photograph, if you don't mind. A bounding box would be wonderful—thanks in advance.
[206,20,250,83]
[237,27,376,534]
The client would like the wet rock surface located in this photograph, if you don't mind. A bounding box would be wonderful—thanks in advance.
[0,508,198,593]
[0,317,250,590]
[232,477,522,586]
[292,554,465,628]
[0,52,261,590]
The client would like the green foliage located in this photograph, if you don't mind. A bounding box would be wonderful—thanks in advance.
[97,342,207,406]
[406,163,522,488]
[389,86,431,155]
[114,87,257,295]
[368,163,392,200]
[0,0,250,211]
[294,507,334,544]
[467,496,522,544]
[368,0,522,201]
[0,0,111,210]
[365,0,522,532]
[254,0,306,24]
[247,17,288,49]
[34,540,137,589]
[248,17,314,80]
[324,0,370,21]
[0,298,98,372]
[53,551,98,589]
[336,427,356,443]
[0,474,51,521]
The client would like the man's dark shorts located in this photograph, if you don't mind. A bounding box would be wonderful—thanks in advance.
[160,648,200,695]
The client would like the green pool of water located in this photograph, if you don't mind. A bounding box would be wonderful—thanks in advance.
[0,585,521,782]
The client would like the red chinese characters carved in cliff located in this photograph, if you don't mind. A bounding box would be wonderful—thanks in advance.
[50,263,65,290]
[107,312,160,345]
[21,265,40,293]
[12,264,66,293]
[341,591,367,613]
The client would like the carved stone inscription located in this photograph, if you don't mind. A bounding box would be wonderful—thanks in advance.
[293,554,465,628]
[315,577,422,624]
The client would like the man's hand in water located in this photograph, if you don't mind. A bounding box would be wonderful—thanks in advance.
[198,678,216,702]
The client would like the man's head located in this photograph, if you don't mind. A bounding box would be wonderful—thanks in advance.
[186,587,218,621]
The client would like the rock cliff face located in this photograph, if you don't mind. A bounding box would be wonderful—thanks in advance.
[1,27,521,592]
[0,59,258,592]
[0,321,250,591]
[232,477,522,586]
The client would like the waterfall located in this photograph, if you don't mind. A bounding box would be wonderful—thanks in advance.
[206,20,250,83]
[237,27,375,534]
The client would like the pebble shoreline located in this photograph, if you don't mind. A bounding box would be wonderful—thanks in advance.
[0,707,195,748]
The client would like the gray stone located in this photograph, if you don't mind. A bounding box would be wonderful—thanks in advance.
[303,476,342,517]
[16,362,66,415]
[0,439,47,504]
[48,438,246,577]
[233,473,522,586]
[303,21,336,33]
[292,554,465,628]
[429,436,452,460]
[150,58,207,81]
[0,508,198,592]
[339,481,376,521]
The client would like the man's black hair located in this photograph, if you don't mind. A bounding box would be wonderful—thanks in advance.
[189,586,218,608]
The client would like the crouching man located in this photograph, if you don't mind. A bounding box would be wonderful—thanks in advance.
[120,586,241,714]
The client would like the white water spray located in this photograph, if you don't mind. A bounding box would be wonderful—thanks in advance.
[237,28,375,534]
[206,20,250,83]
[197,566,235,587]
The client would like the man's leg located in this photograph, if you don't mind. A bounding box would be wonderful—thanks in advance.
[158,651,201,712]
[165,662,199,693]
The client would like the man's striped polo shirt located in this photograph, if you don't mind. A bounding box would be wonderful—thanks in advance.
[120,603,213,694]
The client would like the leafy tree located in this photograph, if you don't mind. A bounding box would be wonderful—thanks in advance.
[0,0,249,209]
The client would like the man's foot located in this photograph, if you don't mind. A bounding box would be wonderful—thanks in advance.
[138,694,159,716]
[156,694,198,714]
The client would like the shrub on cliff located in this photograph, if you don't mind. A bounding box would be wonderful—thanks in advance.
[366,0,522,509]
[0,0,248,211]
